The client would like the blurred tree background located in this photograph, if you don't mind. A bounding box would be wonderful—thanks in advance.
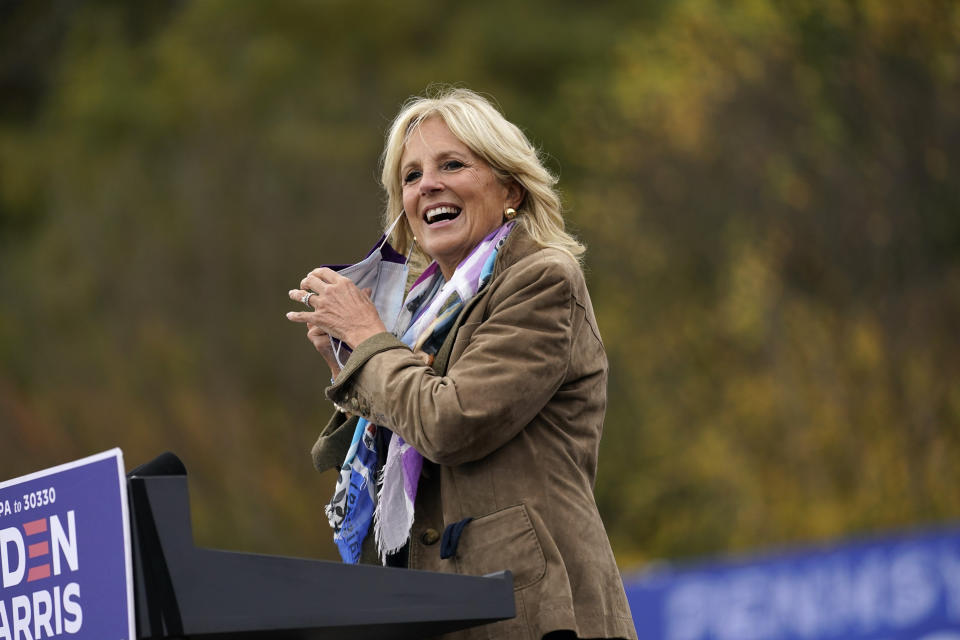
[1,0,958,567]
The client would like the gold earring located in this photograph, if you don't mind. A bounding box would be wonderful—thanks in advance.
[504,207,517,220]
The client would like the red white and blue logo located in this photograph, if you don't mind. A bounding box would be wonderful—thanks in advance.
[0,450,133,640]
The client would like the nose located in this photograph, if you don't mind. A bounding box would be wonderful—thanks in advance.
[419,167,444,195]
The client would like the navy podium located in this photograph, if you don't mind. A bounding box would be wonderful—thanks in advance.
[127,453,514,639]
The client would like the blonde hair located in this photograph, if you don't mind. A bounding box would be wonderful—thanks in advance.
[379,87,584,266]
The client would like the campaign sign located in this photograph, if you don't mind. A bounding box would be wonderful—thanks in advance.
[624,526,960,640]
[0,449,133,640]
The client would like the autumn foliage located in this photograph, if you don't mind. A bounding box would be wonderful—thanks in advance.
[1,0,958,567]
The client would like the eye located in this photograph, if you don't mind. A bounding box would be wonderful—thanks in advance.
[402,169,422,184]
[442,159,466,171]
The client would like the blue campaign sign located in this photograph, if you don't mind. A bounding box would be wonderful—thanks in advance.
[0,449,134,640]
[624,527,960,640]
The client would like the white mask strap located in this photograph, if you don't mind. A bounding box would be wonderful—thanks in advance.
[375,212,407,254]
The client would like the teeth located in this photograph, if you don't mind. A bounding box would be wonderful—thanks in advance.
[425,206,461,222]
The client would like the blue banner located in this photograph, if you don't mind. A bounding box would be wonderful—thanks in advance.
[624,527,960,640]
[0,449,134,640]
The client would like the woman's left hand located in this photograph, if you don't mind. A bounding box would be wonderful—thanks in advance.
[287,268,387,349]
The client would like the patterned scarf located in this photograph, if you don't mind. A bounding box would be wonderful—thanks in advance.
[326,222,516,564]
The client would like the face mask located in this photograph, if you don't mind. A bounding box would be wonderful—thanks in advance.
[326,214,410,368]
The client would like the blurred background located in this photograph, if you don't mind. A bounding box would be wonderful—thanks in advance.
[1,0,958,571]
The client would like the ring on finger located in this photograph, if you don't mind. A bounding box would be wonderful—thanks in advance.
[301,291,316,308]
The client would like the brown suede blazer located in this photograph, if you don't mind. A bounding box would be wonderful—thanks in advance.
[311,228,637,640]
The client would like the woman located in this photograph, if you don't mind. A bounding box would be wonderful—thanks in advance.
[287,88,636,640]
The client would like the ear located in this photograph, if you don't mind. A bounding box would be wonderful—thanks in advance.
[505,180,525,210]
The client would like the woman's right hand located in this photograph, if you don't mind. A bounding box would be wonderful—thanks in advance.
[305,322,341,380]
[294,285,374,381]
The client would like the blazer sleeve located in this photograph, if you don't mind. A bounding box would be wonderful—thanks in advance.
[325,251,577,466]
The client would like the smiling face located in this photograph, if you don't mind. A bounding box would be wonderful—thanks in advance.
[400,117,522,280]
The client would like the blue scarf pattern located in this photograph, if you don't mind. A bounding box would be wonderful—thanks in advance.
[325,222,515,563]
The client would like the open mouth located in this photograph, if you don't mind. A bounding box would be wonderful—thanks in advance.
[424,205,462,225]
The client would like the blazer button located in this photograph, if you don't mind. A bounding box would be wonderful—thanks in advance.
[420,528,440,546]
